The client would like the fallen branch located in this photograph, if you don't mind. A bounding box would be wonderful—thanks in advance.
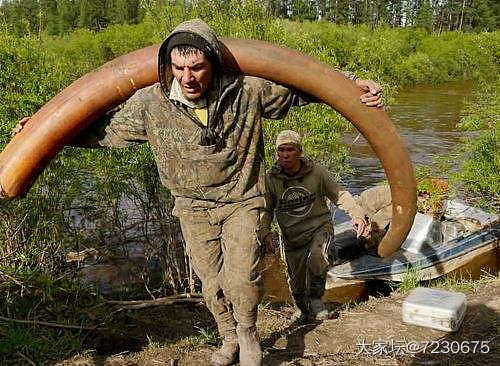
[17,352,36,366]
[265,347,319,357]
[0,316,102,331]
[107,293,204,309]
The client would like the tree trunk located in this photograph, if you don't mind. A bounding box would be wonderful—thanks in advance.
[459,0,466,30]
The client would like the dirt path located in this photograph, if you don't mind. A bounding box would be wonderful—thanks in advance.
[58,279,499,366]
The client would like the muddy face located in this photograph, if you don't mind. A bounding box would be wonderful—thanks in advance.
[170,48,213,100]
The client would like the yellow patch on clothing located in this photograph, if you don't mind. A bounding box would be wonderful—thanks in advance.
[194,108,208,126]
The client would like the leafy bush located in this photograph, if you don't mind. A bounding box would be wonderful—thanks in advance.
[449,81,500,211]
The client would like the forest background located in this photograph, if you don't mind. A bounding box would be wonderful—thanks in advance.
[0,0,498,363]
[1,0,499,35]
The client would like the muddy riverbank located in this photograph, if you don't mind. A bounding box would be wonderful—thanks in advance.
[55,278,499,366]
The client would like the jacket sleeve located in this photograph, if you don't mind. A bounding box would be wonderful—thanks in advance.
[257,174,276,242]
[70,88,149,148]
[258,79,314,119]
[321,166,366,220]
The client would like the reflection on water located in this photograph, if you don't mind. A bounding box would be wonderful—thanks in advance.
[344,81,474,193]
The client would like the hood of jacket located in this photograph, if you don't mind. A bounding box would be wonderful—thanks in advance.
[269,157,314,181]
[158,19,224,96]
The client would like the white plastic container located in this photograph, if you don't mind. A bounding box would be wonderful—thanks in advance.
[402,287,467,332]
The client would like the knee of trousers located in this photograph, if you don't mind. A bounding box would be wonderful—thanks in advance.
[200,273,221,296]
[226,272,263,317]
[308,252,329,277]
[202,280,228,311]
[226,271,263,302]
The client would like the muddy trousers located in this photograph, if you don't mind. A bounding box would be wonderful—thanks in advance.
[179,204,263,336]
[283,226,332,312]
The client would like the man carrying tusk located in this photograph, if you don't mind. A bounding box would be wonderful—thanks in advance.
[13,19,382,366]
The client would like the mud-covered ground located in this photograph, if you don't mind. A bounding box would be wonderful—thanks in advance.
[57,279,499,366]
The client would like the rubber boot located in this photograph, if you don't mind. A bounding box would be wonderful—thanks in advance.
[310,297,329,321]
[236,325,262,366]
[290,293,311,325]
[211,329,239,366]
[290,308,310,325]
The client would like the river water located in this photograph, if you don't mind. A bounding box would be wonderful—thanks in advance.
[344,81,474,193]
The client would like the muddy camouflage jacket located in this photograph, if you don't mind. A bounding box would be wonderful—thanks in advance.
[85,19,311,214]
[259,158,366,247]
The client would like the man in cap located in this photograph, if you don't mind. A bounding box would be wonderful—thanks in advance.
[13,19,382,366]
[259,130,368,323]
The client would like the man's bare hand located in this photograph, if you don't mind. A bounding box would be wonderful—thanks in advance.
[264,233,279,254]
[360,220,372,240]
[352,217,369,238]
[11,117,30,137]
[355,79,383,108]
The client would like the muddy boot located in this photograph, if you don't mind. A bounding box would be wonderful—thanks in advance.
[236,325,262,366]
[290,308,311,325]
[290,293,311,324]
[310,298,329,321]
[211,330,239,366]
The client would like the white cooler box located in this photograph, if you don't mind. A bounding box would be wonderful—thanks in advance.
[402,287,467,332]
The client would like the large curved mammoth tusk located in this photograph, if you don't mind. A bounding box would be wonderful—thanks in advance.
[0,38,416,257]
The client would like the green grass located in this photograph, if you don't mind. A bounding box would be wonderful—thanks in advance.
[140,326,219,360]
[397,265,423,293]
[194,326,219,346]
[0,273,110,363]
[429,270,498,294]
[145,334,163,350]
[396,266,498,295]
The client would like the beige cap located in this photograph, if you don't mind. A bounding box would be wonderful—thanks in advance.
[275,130,301,148]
